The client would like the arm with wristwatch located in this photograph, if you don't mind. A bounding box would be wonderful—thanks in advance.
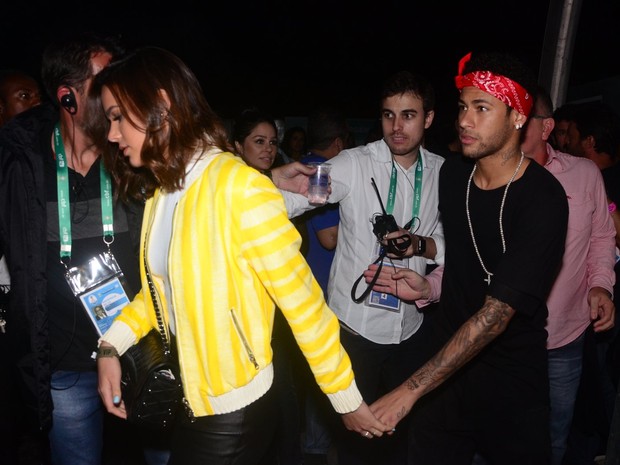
[383,229,434,259]
[268,163,437,260]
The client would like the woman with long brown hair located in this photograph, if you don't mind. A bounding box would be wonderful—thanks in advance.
[89,46,389,464]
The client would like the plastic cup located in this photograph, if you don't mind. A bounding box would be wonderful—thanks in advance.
[307,162,331,206]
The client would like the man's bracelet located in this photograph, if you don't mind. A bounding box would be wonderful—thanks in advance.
[609,202,617,214]
[96,346,119,359]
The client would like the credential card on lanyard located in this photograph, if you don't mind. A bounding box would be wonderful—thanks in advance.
[65,251,131,335]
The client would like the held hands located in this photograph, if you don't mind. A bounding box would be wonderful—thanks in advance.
[97,346,127,419]
[370,383,419,431]
[589,286,616,332]
[363,264,430,302]
[341,401,395,440]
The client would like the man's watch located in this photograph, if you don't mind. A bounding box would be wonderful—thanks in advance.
[414,235,426,256]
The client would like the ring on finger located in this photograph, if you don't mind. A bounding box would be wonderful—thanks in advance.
[364,431,372,438]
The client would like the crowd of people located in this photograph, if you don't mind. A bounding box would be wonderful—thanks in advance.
[1,31,620,465]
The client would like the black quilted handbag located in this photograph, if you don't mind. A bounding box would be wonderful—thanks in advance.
[120,329,183,430]
[119,251,184,430]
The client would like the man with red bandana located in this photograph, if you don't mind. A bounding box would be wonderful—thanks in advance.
[365,51,569,464]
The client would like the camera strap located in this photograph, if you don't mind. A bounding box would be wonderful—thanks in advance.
[351,153,424,304]
[387,154,423,230]
[350,248,388,304]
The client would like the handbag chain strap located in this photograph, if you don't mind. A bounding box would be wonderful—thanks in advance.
[143,244,172,356]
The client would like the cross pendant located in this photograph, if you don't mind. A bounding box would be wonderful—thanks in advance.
[484,274,491,285]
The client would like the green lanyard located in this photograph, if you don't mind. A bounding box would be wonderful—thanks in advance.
[54,123,114,265]
[385,151,423,230]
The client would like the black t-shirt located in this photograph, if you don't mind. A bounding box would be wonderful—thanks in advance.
[602,163,620,298]
[44,142,140,372]
[430,155,568,423]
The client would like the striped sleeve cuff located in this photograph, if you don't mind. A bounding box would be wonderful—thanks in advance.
[98,320,138,356]
[325,379,363,414]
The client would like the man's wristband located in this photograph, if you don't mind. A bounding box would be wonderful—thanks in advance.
[413,235,426,256]
[96,345,119,359]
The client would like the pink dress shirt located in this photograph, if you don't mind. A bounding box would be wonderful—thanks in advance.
[543,144,616,349]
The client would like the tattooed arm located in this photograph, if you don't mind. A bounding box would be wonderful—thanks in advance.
[369,296,515,427]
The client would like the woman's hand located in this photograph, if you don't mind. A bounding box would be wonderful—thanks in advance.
[97,344,127,419]
[341,401,395,440]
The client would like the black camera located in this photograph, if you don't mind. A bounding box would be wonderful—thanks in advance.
[369,178,410,256]
[371,213,399,241]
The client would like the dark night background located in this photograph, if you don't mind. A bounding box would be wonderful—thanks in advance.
[1,0,619,131]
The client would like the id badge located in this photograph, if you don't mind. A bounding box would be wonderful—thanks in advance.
[65,251,131,335]
[365,243,408,313]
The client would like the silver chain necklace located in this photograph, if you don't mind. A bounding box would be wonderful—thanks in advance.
[465,152,525,284]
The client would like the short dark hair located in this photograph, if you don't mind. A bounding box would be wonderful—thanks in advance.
[0,69,39,102]
[380,70,435,115]
[306,105,349,151]
[532,85,554,118]
[553,102,578,123]
[41,32,124,102]
[571,101,620,159]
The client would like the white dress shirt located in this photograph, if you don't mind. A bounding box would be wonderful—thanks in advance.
[283,139,444,344]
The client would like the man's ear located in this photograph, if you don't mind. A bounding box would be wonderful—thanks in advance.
[515,112,527,129]
[331,137,344,153]
[424,110,435,129]
[583,134,596,150]
[541,117,555,141]
[58,86,77,115]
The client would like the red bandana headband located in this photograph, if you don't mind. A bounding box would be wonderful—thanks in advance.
[454,52,532,117]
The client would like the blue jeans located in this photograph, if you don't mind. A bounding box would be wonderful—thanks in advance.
[548,331,586,465]
[49,371,104,465]
[303,392,332,455]
[50,370,170,465]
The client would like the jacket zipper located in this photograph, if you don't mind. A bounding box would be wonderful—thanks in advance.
[230,309,259,369]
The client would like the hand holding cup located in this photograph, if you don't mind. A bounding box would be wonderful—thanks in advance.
[307,162,331,205]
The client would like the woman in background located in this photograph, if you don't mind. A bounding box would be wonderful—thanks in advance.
[281,126,307,162]
[231,108,279,172]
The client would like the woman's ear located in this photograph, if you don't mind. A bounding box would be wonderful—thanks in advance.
[234,141,243,155]
[158,89,171,110]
